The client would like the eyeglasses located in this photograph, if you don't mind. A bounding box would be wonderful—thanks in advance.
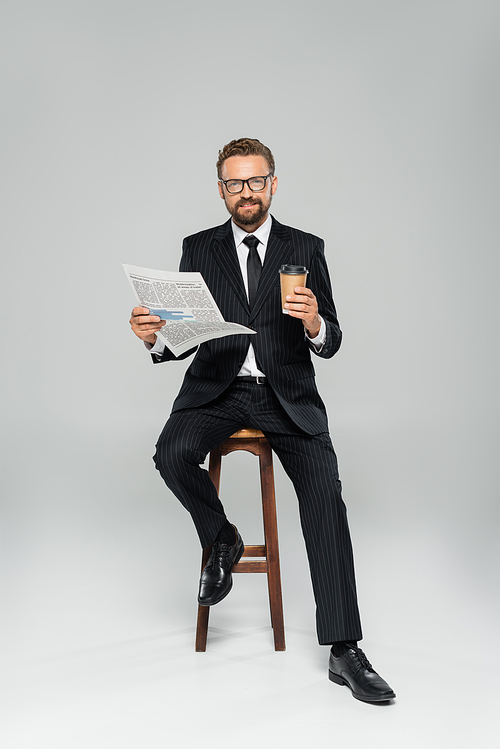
[219,173,273,194]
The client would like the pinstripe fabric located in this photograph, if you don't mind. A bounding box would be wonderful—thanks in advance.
[154,381,362,644]
[154,216,341,436]
[152,217,363,645]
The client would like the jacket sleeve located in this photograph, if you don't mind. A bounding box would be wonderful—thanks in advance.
[306,239,342,360]
[150,238,199,363]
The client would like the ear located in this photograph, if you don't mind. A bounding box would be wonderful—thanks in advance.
[271,175,278,196]
[217,181,224,200]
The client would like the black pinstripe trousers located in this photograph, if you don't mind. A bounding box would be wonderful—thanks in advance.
[153,379,363,645]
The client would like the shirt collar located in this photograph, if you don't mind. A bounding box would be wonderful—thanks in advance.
[231,213,272,249]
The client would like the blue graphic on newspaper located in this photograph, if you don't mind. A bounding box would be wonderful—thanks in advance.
[152,309,194,321]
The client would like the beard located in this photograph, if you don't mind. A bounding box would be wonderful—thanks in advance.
[225,194,272,226]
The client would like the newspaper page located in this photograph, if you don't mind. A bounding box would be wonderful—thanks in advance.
[123,263,256,356]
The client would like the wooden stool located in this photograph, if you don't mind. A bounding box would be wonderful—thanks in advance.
[195,429,285,652]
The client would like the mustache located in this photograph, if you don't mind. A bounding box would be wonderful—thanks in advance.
[235,197,262,208]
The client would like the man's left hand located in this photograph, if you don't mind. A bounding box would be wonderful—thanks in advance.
[285,287,321,338]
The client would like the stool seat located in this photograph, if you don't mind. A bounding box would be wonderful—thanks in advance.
[195,430,285,652]
[230,428,265,439]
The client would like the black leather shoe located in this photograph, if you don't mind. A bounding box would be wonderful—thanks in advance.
[197,527,244,606]
[329,645,396,702]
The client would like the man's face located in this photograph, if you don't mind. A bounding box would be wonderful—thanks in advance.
[218,155,278,231]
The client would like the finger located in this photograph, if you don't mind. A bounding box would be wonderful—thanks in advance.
[285,302,309,313]
[294,286,314,297]
[286,309,308,320]
[286,294,315,306]
[134,317,165,325]
[131,306,150,317]
[131,325,165,338]
[130,314,164,327]
[138,325,161,335]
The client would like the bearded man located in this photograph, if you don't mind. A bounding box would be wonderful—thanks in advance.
[129,137,395,703]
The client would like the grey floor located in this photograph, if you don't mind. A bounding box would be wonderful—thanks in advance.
[2,618,487,749]
[1,456,498,749]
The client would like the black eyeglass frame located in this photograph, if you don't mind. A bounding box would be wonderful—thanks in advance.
[219,173,274,194]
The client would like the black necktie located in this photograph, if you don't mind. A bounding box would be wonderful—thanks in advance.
[243,235,262,308]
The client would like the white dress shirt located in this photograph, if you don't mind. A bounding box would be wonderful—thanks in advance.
[148,214,326,371]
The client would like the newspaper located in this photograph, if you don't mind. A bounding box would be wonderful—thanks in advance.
[123,263,256,356]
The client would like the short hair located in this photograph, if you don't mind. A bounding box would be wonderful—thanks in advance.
[216,138,275,179]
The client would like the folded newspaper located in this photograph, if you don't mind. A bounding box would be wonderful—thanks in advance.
[123,263,256,356]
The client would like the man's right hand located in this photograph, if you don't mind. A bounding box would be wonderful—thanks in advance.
[129,307,165,345]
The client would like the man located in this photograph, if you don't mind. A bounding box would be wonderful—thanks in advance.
[129,138,395,703]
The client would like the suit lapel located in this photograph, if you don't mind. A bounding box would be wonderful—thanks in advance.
[249,217,293,323]
[210,217,294,321]
[211,220,250,313]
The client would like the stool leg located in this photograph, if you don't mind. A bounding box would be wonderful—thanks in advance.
[195,545,212,652]
[195,447,222,652]
[259,440,286,651]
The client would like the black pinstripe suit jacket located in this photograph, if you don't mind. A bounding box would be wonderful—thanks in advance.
[155,216,342,435]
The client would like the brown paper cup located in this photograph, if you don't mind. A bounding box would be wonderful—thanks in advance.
[279,265,308,314]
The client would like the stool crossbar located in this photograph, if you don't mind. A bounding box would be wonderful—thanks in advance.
[195,429,286,652]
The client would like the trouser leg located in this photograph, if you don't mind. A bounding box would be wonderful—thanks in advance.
[153,408,243,548]
[154,380,362,644]
[264,430,363,645]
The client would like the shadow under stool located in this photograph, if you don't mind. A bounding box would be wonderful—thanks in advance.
[195,428,286,652]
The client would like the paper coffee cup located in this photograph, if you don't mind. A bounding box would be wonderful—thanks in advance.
[279,264,308,314]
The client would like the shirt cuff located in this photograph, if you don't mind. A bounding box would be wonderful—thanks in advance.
[305,316,326,350]
[144,337,166,356]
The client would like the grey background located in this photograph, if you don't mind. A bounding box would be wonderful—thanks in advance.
[1,0,499,746]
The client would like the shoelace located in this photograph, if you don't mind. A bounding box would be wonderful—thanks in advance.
[207,542,232,571]
[346,647,374,675]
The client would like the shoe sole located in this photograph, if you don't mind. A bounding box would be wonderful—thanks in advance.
[197,540,245,607]
[328,670,395,702]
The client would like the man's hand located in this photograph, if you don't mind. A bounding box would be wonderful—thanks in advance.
[285,287,321,338]
[129,307,165,345]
